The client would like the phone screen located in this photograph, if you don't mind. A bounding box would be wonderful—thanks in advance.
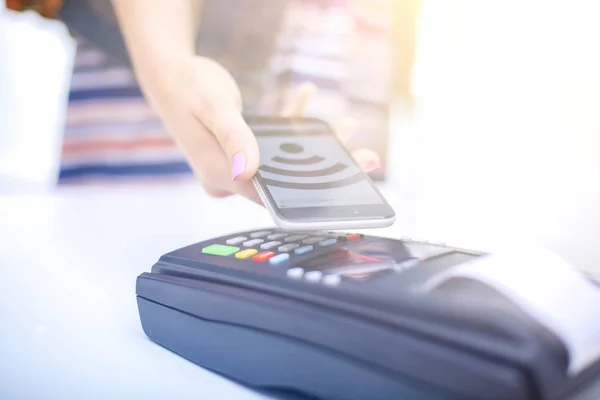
[252,119,385,209]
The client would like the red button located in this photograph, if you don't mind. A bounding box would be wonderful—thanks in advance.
[346,234,361,241]
[253,251,276,262]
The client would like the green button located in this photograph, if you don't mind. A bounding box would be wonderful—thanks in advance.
[202,244,240,256]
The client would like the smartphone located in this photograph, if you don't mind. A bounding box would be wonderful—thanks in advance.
[246,115,396,230]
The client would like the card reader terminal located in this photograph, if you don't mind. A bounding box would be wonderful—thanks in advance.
[136,229,600,400]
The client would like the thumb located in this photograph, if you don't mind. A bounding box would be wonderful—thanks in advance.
[351,148,381,173]
[202,106,260,182]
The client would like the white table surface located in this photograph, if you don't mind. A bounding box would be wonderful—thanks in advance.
[0,183,406,400]
[0,184,287,400]
[1,182,598,400]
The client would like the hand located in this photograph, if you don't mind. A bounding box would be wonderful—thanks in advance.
[146,56,380,204]
[146,56,261,201]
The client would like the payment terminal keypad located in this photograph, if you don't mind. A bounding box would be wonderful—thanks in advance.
[196,229,365,285]
[190,227,479,293]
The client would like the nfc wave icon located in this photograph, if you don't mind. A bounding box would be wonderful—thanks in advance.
[259,142,364,190]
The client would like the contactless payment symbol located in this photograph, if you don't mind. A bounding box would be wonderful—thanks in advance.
[259,141,363,190]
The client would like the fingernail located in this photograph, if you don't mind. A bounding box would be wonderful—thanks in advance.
[232,152,246,181]
[363,160,381,173]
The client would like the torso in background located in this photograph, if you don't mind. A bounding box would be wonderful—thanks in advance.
[57,0,395,184]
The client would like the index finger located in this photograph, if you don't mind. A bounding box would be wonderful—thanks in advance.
[200,104,260,182]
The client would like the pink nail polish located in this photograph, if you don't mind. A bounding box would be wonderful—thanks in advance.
[232,153,246,180]
[363,161,381,173]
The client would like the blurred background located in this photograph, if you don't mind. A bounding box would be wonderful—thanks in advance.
[1,0,599,273]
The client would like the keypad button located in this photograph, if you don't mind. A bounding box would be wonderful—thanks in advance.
[302,237,323,245]
[226,236,247,245]
[286,267,304,278]
[318,238,338,247]
[243,239,264,247]
[284,235,307,243]
[326,232,348,240]
[294,245,314,255]
[267,233,288,240]
[269,253,290,265]
[278,243,300,252]
[304,271,323,282]
[250,230,271,238]
[346,234,362,241]
[322,275,341,286]
[202,244,240,256]
[235,249,258,259]
[252,251,276,262]
[260,241,281,250]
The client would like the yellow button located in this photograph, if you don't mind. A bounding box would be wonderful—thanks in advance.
[235,249,258,259]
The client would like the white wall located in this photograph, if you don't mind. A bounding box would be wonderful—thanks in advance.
[402,0,600,272]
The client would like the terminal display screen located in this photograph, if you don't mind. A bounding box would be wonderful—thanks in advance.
[298,240,415,281]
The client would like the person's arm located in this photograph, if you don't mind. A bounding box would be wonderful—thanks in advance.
[110,0,199,76]
[110,0,262,200]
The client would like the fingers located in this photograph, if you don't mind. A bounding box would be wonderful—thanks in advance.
[233,180,264,206]
[204,180,263,206]
[278,83,378,176]
[185,129,263,204]
[202,184,231,199]
[332,118,378,173]
[280,82,316,117]
[199,102,260,183]
[178,121,231,187]
[332,117,358,144]
[351,148,381,174]
[281,82,355,143]
[177,116,262,204]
